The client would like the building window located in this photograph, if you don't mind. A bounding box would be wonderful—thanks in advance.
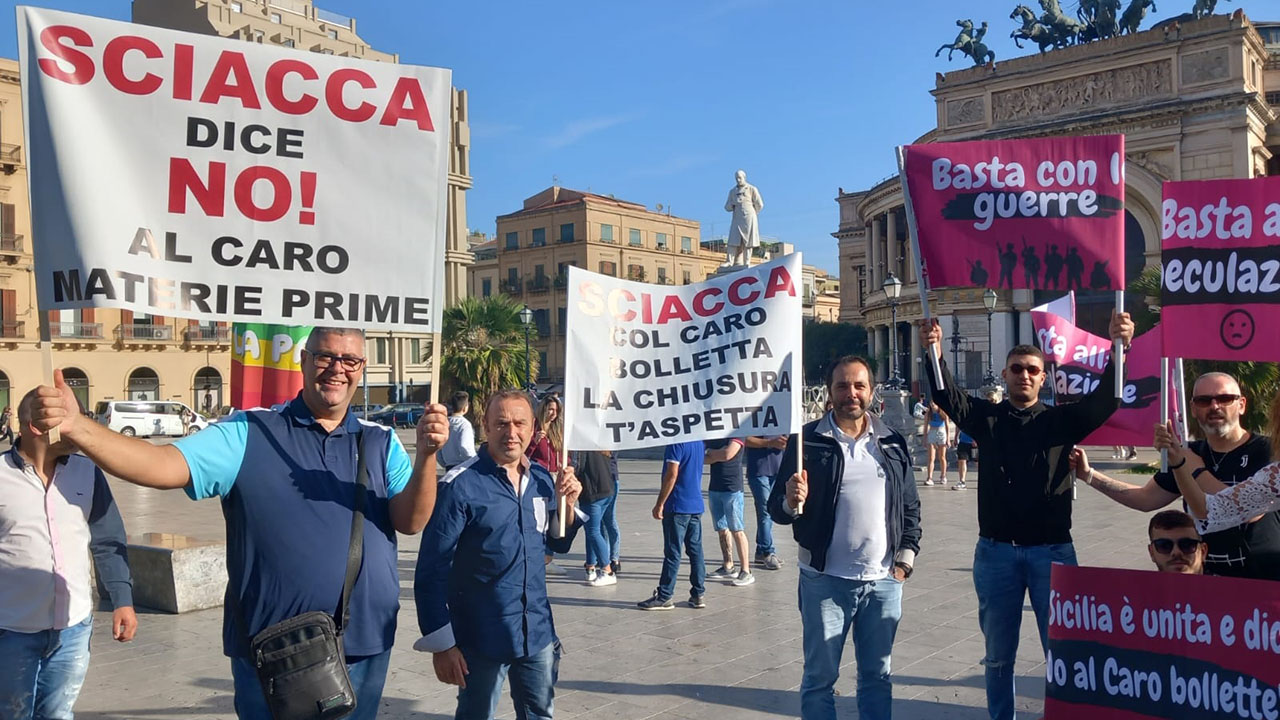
[505,231,519,250]
[627,264,645,282]
[270,12,282,23]
[629,228,642,247]
[531,228,546,247]
[557,307,566,335]
[600,224,614,244]
[482,277,492,298]
[230,1,242,11]
[656,233,668,250]
[599,261,616,277]
[681,236,693,254]
[682,270,691,285]
[507,267,519,285]
[410,338,422,363]
[252,30,264,42]
[538,351,548,379]
[373,338,388,365]
[559,223,574,243]
[328,29,339,40]
[533,309,550,337]
[657,267,668,284]
[281,38,295,48]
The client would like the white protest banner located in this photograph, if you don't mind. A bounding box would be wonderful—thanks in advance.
[18,7,450,332]
[564,254,804,451]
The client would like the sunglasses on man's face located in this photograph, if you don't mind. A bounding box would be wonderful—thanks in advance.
[1006,363,1043,376]
[1191,393,1241,408]
[1151,537,1202,555]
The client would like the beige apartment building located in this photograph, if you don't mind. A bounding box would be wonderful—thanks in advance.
[137,0,472,406]
[472,187,725,385]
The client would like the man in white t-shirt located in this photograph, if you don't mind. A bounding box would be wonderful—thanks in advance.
[438,392,476,471]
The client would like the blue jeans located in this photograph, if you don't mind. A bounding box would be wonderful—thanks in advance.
[231,649,391,720]
[0,615,93,720]
[798,568,902,720]
[580,497,612,568]
[455,641,559,720]
[747,475,776,555]
[657,513,705,601]
[972,538,1078,720]
[604,482,620,563]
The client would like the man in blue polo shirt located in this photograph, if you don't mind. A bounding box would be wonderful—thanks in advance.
[30,327,448,719]
[638,440,708,610]
[414,389,582,720]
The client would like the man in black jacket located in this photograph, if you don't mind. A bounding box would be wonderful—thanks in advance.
[920,310,1132,720]
[768,356,921,720]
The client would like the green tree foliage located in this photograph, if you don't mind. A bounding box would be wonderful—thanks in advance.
[1129,264,1278,434]
[802,322,870,385]
[440,296,538,433]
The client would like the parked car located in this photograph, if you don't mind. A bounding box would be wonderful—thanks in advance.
[95,400,210,438]
[351,404,386,419]
[365,403,423,428]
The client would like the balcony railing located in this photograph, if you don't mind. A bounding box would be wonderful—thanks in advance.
[184,325,231,343]
[0,143,22,166]
[527,276,551,294]
[118,323,173,341]
[501,279,523,296]
[0,320,23,338]
[557,234,576,244]
[0,233,22,253]
[657,276,674,285]
[627,270,646,282]
[553,274,569,290]
[680,247,695,255]
[51,322,103,340]
[536,325,552,339]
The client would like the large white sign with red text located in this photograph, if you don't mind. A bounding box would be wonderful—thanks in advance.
[18,7,450,331]
[563,255,804,451]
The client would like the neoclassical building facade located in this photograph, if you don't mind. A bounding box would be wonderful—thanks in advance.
[836,12,1279,392]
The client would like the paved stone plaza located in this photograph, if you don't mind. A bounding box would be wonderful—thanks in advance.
[72,437,1156,720]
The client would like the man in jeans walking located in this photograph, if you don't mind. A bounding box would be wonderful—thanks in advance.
[638,440,707,610]
[768,356,921,720]
[745,435,787,570]
[921,311,1132,720]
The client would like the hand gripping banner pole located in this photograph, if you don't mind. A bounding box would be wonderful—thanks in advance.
[896,146,945,391]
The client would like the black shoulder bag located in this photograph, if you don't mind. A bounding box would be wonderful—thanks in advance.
[244,433,369,720]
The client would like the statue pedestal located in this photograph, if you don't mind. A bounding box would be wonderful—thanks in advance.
[709,263,750,279]
[879,388,921,465]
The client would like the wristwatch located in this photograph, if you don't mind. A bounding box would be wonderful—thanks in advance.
[894,561,913,579]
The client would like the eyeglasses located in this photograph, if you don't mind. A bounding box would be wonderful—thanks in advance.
[1007,363,1043,376]
[1151,537,1202,555]
[1191,393,1241,408]
[308,351,366,371]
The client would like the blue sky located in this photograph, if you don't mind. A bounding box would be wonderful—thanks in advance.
[0,0,1219,274]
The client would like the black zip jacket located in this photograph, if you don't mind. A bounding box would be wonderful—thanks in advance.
[927,357,1120,545]
[766,417,922,573]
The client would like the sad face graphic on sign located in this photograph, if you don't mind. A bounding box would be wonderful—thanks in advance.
[1219,310,1255,351]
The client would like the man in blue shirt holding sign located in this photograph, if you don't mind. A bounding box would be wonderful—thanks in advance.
[30,327,448,720]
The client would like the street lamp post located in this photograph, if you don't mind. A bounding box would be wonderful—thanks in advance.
[983,288,998,385]
[883,273,903,389]
[950,314,961,383]
[520,305,534,390]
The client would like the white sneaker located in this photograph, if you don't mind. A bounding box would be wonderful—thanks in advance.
[924,478,935,486]
[590,572,617,587]
[732,570,756,587]
[951,481,967,490]
[584,569,598,585]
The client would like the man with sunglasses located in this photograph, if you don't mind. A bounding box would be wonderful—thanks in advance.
[1070,372,1277,579]
[29,327,450,719]
[1147,510,1207,574]
[920,310,1132,720]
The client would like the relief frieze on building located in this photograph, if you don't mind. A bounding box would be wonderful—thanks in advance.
[992,60,1172,123]
[1180,47,1230,85]
[946,96,986,127]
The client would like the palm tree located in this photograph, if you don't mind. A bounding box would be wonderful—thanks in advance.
[440,296,538,433]
[1128,264,1278,433]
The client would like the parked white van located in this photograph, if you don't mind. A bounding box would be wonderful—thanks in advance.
[94,401,209,438]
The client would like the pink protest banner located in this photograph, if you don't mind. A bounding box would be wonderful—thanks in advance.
[1045,565,1280,720]
[901,135,1126,290]
[1032,310,1166,447]
[1160,176,1280,361]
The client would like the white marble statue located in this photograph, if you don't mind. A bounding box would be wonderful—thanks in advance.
[724,169,764,266]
